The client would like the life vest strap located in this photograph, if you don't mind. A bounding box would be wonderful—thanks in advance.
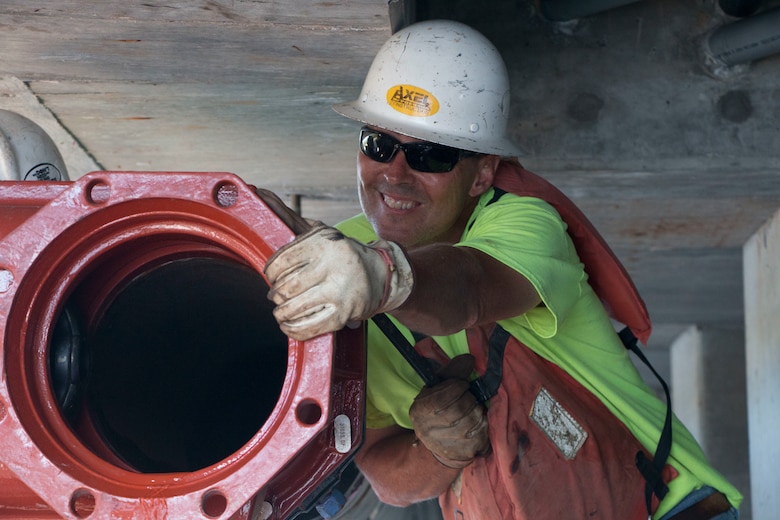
[371,313,439,387]
[370,313,507,404]
[619,327,673,513]
[468,324,510,403]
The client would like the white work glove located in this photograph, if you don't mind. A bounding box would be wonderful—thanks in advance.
[264,223,415,340]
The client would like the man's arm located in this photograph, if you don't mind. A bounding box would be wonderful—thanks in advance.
[262,224,541,340]
[355,425,461,507]
[393,244,541,336]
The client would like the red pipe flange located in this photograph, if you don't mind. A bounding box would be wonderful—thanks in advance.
[0,171,365,519]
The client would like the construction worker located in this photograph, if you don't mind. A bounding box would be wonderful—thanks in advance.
[0,109,69,181]
[258,20,742,520]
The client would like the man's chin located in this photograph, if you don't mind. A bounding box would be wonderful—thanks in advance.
[373,225,412,246]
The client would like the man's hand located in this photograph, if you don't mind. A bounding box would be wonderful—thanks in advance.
[409,355,489,469]
[264,224,414,340]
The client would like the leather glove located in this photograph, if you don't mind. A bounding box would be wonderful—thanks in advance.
[264,223,414,340]
[409,354,489,469]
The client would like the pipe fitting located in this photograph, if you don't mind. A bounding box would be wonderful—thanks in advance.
[0,171,365,519]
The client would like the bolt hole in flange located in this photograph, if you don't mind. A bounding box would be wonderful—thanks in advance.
[296,399,323,426]
[69,489,96,518]
[201,489,228,518]
[51,256,289,473]
[85,180,111,205]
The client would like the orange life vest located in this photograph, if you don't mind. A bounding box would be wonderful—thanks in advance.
[421,322,670,520]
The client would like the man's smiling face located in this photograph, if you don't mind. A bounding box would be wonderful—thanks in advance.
[357,127,494,248]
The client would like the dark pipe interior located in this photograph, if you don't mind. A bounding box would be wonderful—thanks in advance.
[52,257,289,473]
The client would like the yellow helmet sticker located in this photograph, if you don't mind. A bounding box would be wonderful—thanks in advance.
[386,85,439,117]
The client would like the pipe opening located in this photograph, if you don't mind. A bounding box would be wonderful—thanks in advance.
[51,256,289,473]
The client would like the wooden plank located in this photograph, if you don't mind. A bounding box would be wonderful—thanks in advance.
[27,80,362,187]
[2,25,385,85]
[579,196,780,250]
[0,0,390,27]
[0,2,389,84]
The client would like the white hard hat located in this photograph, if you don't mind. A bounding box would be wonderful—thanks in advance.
[333,20,524,157]
[0,109,69,181]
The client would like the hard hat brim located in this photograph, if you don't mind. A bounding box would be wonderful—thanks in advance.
[332,102,526,158]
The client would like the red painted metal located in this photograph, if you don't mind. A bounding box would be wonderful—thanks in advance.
[0,171,365,519]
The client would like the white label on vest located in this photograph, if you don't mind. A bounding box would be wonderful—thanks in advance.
[530,387,587,460]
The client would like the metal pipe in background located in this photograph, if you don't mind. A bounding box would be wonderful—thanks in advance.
[705,6,780,67]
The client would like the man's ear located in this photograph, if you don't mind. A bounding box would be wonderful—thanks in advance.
[468,155,500,197]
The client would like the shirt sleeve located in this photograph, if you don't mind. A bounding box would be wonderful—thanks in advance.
[459,191,588,338]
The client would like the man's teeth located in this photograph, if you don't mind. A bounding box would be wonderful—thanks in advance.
[384,195,416,210]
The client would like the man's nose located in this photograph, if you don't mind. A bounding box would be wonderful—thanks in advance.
[383,149,416,183]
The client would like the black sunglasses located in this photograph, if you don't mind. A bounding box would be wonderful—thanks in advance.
[359,127,479,173]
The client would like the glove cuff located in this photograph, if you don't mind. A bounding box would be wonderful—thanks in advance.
[371,240,414,313]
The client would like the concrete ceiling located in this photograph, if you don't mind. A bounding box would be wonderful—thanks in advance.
[2,0,780,353]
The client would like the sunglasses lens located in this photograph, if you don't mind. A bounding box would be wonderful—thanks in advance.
[404,143,460,173]
[360,130,397,162]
